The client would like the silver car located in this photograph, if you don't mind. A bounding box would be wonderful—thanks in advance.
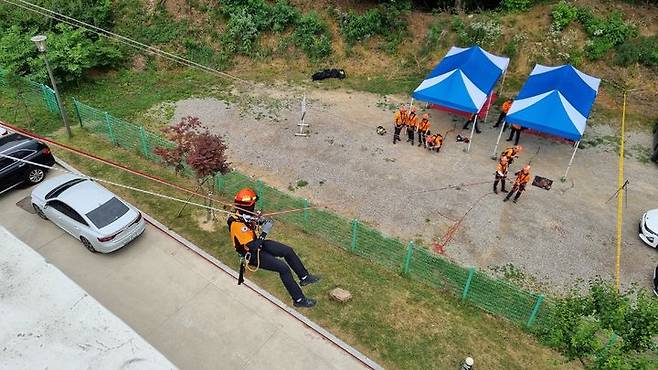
[31,173,145,253]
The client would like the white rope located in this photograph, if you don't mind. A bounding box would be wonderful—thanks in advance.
[0,153,235,216]
[2,0,250,85]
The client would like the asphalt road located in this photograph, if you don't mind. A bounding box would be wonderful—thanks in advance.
[0,169,370,370]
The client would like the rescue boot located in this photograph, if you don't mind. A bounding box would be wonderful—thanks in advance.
[294,297,316,308]
[504,192,512,202]
[300,274,320,287]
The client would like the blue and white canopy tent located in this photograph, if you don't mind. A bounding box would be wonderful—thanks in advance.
[412,46,510,152]
[493,64,600,178]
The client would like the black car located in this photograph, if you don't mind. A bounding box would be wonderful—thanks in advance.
[0,132,55,193]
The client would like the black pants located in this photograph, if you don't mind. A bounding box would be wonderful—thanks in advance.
[418,131,427,147]
[505,184,525,201]
[494,112,506,128]
[406,127,415,144]
[507,127,521,145]
[463,117,481,133]
[494,174,507,192]
[247,240,309,301]
[393,126,402,143]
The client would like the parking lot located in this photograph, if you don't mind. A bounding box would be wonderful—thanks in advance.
[0,168,370,370]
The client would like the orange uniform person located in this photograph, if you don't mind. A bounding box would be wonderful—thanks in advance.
[426,133,443,153]
[507,123,524,145]
[406,106,418,145]
[500,145,523,165]
[494,99,513,129]
[493,156,509,194]
[504,165,531,203]
[227,188,319,308]
[392,105,408,144]
[417,113,431,147]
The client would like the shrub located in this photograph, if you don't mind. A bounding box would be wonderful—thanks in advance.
[336,4,408,52]
[615,35,658,68]
[452,16,502,48]
[551,1,578,31]
[500,0,533,12]
[293,12,332,61]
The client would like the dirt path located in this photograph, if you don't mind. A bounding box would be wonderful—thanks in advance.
[167,83,657,293]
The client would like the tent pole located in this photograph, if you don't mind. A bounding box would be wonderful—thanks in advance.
[491,120,506,159]
[483,94,493,124]
[466,115,477,153]
[409,97,414,109]
[562,140,581,180]
[498,70,508,99]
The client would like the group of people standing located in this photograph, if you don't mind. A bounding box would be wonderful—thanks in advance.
[494,145,532,203]
[392,105,443,152]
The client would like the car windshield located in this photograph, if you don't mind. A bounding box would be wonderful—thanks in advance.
[85,197,129,229]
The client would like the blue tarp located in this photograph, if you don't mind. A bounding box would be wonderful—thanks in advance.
[506,64,600,142]
[412,46,509,113]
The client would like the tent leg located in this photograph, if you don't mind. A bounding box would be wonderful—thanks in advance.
[483,94,493,125]
[466,115,477,153]
[491,121,506,159]
[562,140,581,181]
[409,97,414,109]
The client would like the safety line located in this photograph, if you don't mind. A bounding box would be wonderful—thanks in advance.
[0,153,239,217]
[0,121,258,216]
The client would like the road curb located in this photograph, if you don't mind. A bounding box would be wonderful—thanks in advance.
[53,156,383,370]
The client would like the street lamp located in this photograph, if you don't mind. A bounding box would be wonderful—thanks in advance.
[31,35,72,138]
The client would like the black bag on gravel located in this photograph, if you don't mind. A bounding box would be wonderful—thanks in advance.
[312,69,346,81]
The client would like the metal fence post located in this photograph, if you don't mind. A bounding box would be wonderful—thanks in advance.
[72,98,83,127]
[462,267,476,301]
[214,173,223,193]
[402,241,414,274]
[256,179,263,210]
[303,198,309,223]
[526,294,545,327]
[350,219,358,252]
[103,112,117,145]
[139,126,149,158]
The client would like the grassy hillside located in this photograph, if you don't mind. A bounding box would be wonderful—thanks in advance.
[113,0,656,128]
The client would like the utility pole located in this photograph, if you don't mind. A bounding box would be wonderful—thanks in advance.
[31,35,72,139]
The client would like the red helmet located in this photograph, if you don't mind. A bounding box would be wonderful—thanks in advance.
[235,188,258,207]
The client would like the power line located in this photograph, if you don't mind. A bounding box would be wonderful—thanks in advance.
[1,0,250,85]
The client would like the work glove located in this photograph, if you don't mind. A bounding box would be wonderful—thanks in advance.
[260,219,274,239]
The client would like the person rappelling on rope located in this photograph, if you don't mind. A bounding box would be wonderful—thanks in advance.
[227,188,319,308]
[504,165,531,203]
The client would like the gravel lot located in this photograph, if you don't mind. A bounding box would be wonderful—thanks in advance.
[169,83,658,293]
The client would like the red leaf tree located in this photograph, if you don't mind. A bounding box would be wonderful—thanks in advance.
[155,116,231,220]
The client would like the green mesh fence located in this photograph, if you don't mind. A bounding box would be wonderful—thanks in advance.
[70,97,551,328]
[0,68,60,114]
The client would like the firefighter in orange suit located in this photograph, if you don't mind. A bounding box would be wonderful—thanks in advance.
[493,156,509,194]
[406,106,418,145]
[504,165,531,203]
[426,133,443,153]
[392,105,407,144]
[500,145,523,165]
[494,99,513,129]
[417,113,431,147]
[227,188,319,308]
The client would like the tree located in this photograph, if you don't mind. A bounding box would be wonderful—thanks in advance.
[155,116,231,220]
[536,278,658,369]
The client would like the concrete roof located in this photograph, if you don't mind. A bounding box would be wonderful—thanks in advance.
[0,226,177,369]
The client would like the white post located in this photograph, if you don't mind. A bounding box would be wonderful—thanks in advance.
[491,121,506,159]
[562,140,581,180]
[466,115,477,153]
[409,97,414,110]
[483,94,493,125]
[295,94,308,137]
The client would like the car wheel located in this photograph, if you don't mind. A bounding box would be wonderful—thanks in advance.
[32,204,48,220]
[26,167,46,185]
[80,237,98,253]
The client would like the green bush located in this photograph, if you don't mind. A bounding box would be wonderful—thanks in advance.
[293,12,332,61]
[570,8,637,60]
[551,1,578,31]
[452,16,502,48]
[500,0,533,12]
[336,4,408,52]
[615,35,658,67]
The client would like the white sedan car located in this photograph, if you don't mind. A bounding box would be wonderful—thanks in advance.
[640,209,658,249]
[31,173,145,253]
